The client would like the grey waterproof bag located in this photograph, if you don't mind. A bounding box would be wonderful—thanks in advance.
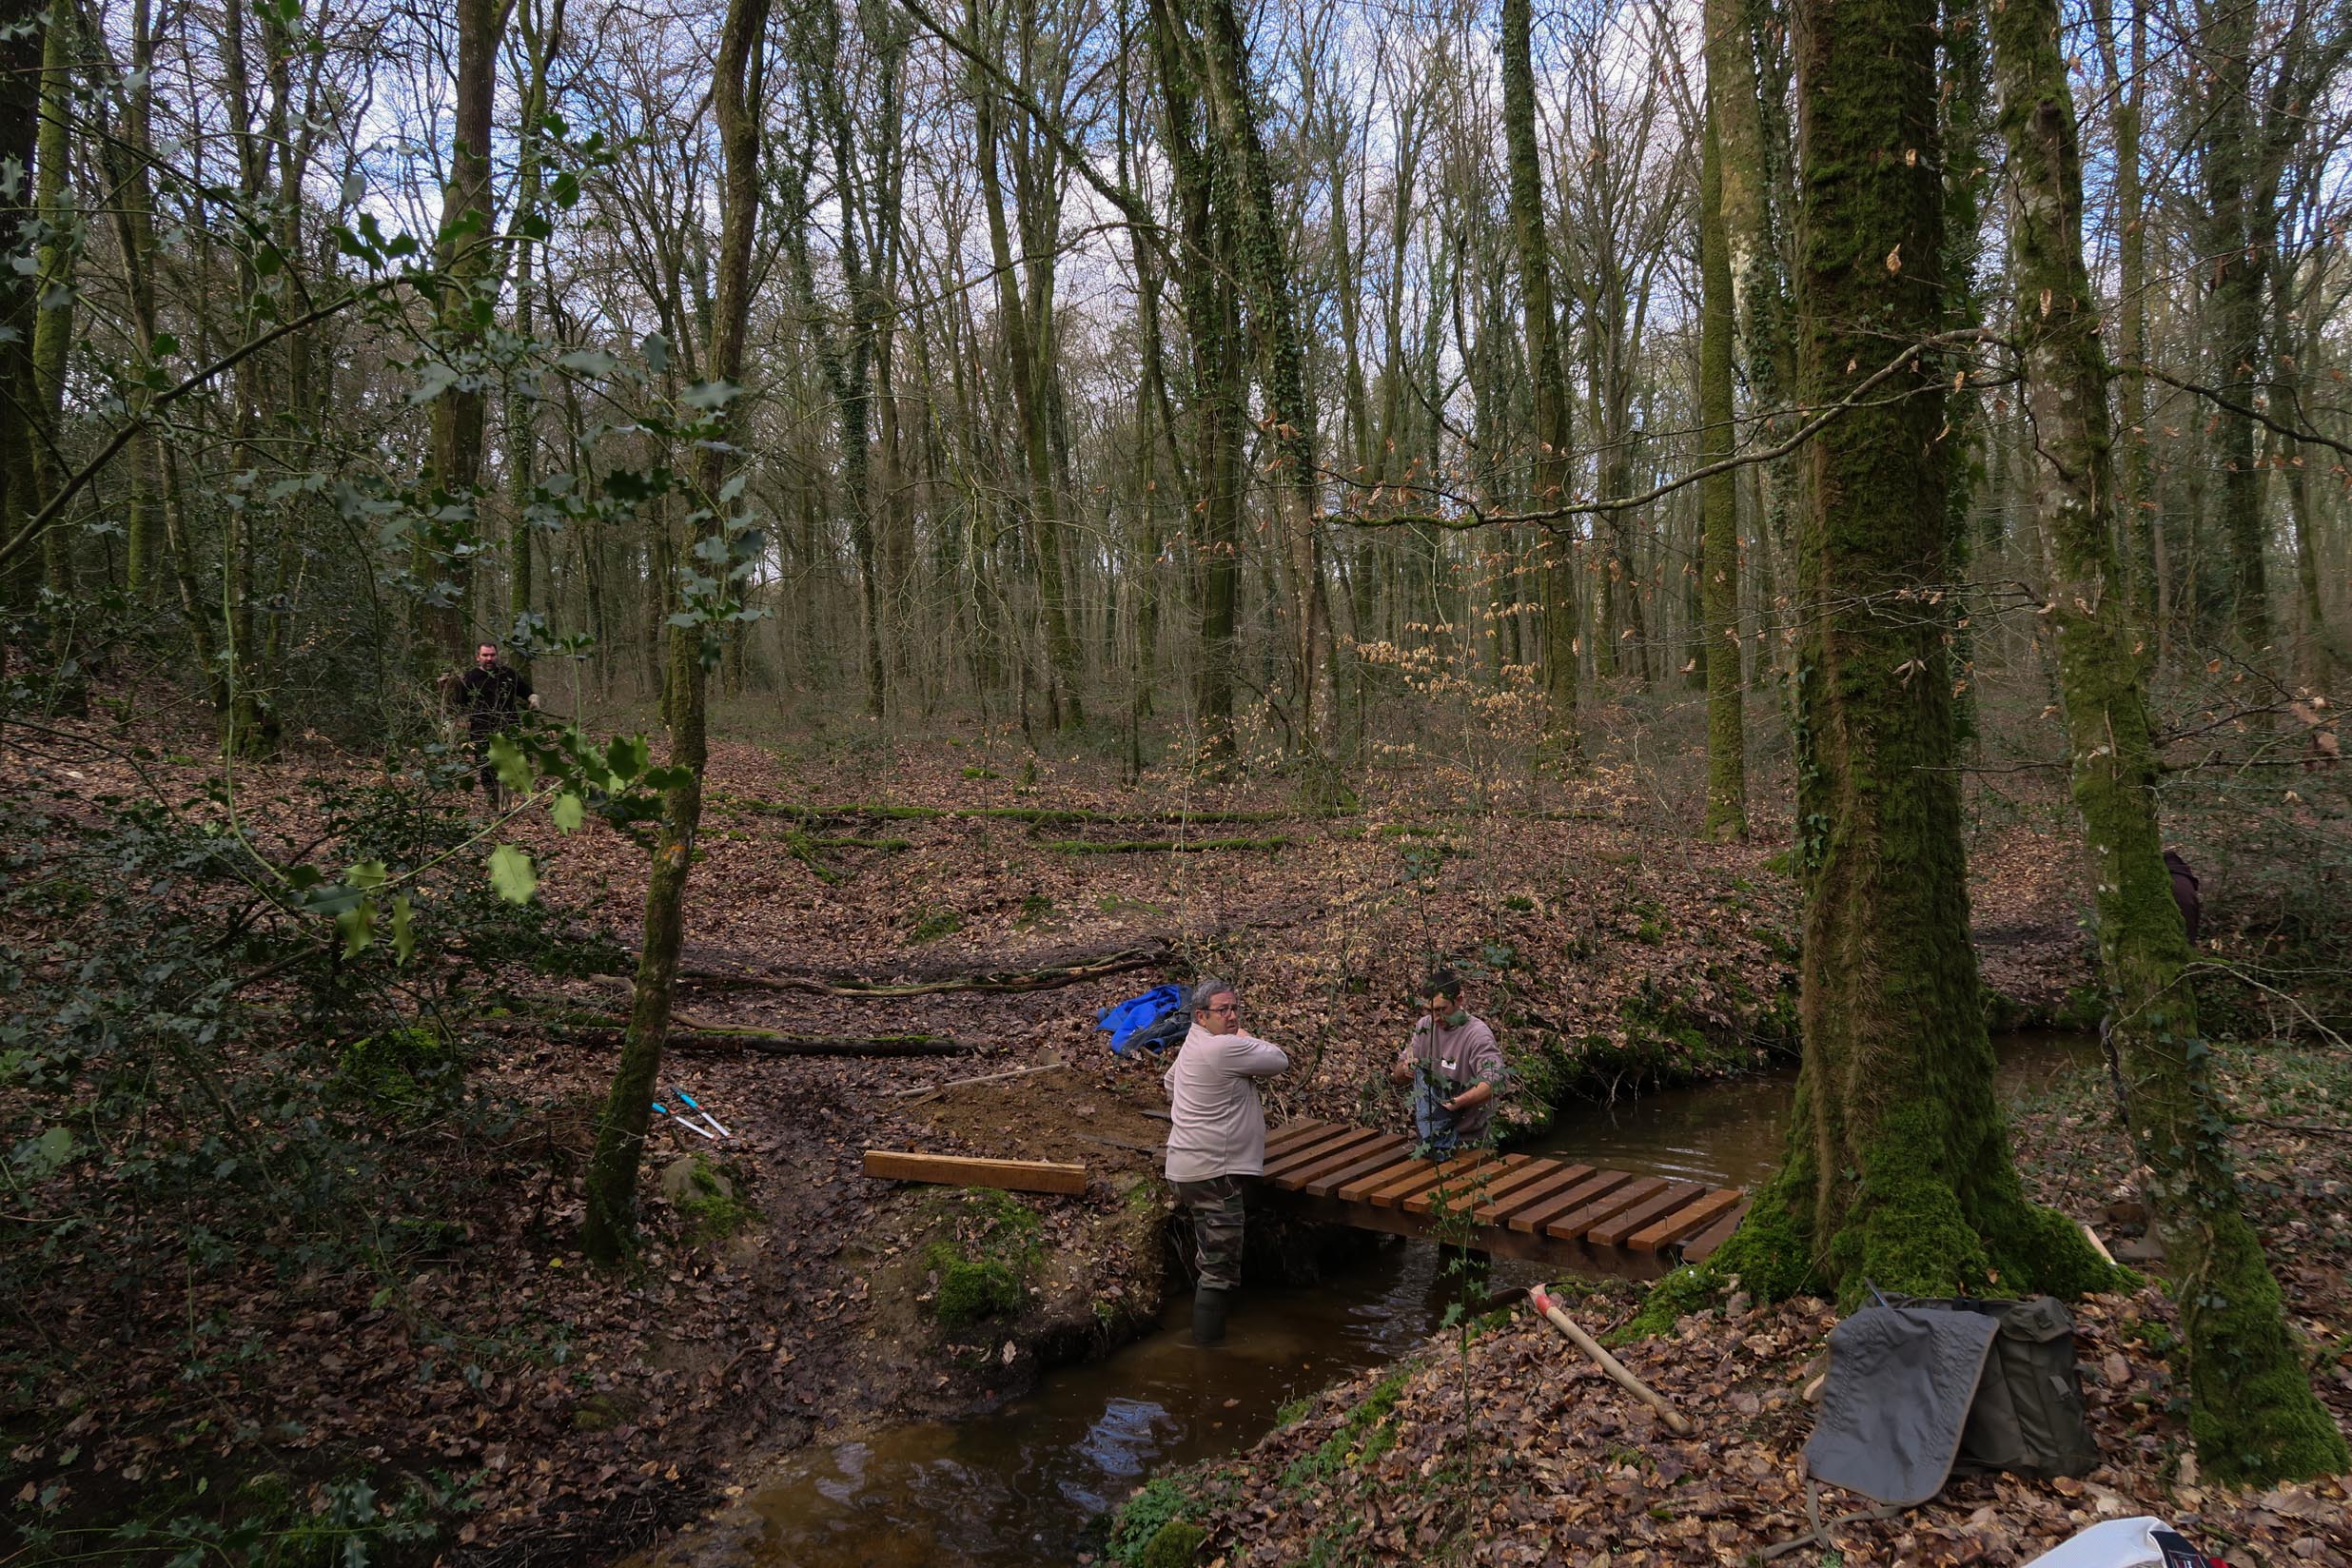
[1805,1293,2098,1507]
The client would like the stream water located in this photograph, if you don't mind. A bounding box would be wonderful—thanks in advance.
[685,1032,2100,1568]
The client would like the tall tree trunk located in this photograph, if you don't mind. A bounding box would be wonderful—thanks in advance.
[2196,0,2272,674]
[0,0,39,616]
[417,0,509,668]
[583,0,768,1265]
[505,0,566,679]
[1990,0,2347,1480]
[1148,0,1242,758]
[1698,103,1746,840]
[1195,0,1333,758]
[1501,0,1578,746]
[30,0,71,618]
[1708,0,2109,1305]
[969,4,1083,728]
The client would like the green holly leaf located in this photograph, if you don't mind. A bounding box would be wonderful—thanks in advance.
[389,894,415,966]
[490,734,532,793]
[551,791,584,833]
[345,858,387,892]
[488,845,539,905]
[337,895,376,956]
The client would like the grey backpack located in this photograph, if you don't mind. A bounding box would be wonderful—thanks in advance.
[1806,1292,2099,1506]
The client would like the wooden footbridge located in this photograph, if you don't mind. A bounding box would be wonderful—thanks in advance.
[1256,1119,1747,1280]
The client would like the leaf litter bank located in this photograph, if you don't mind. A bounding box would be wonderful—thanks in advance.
[1,721,2279,1566]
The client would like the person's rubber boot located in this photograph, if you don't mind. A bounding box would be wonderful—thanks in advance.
[1192,1285,1231,1346]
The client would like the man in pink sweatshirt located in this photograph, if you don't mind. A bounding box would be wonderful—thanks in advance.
[1164,978,1290,1344]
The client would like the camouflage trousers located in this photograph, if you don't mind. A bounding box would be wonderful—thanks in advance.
[1173,1175,1248,1291]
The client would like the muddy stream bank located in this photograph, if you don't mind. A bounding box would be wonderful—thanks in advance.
[645,1033,2101,1568]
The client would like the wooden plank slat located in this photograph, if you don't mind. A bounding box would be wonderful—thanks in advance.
[1628,1187,1745,1253]
[1545,1176,1667,1241]
[1588,1182,1707,1247]
[1473,1162,1594,1226]
[1403,1154,1533,1216]
[1284,1133,1412,1196]
[1334,1152,1446,1204]
[1363,1151,1493,1208]
[1264,1127,1393,1186]
[1507,1169,1636,1234]
[1442,1157,1575,1221]
[862,1148,1087,1195]
[1301,1140,1420,1200]
[1262,1120,1337,1158]
[1261,1125,1379,1180]
[1680,1200,1750,1263]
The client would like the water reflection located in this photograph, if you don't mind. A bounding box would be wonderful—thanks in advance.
[690,1032,2098,1568]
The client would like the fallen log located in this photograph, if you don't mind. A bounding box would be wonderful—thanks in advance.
[678,944,1172,997]
[492,1012,974,1057]
[862,1148,1088,1196]
[768,801,1300,827]
[1528,1285,1694,1437]
[1040,836,1289,854]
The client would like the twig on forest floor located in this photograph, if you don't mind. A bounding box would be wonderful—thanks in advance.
[892,1059,1064,1107]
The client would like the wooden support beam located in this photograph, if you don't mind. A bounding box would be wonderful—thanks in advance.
[1263,1119,1339,1159]
[861,1149,1088,1196]
[1630,1187,1744,1252]
[1679,1199,1750,1263]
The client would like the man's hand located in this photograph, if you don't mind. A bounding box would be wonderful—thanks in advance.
[527,693,541,711]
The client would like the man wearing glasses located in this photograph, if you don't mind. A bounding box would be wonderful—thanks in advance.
[1163,978,1290,1345]
[1387,968,1503,1158]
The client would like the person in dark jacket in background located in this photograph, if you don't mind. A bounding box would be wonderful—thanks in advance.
[2165,850,2202,946]
[450,642,536,805]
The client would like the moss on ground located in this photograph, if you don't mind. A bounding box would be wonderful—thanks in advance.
[923,1189,1045,1327]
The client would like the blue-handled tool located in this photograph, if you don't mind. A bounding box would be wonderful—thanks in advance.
[668,1085,732,1139]
[653,1102,719,1139]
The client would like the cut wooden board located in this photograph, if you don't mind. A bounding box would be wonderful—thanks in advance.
[1507,1169,1635,1234]
[1299,1142,1420,1199]
[1261,1125,1377,1179]
[1629,1186,1744,1253]
[862,1149,1088,1196]
[1280,1133,1413,1193]
[1588,1182,1707,1247]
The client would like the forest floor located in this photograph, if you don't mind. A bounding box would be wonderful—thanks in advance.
[1105,1042,2352,1568]
[3,708,2342,1566]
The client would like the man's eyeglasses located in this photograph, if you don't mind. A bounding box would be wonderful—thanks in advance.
[1205,1004,1239,1015]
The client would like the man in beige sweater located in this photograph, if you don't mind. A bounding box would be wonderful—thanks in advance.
[1164,978,1289,1344]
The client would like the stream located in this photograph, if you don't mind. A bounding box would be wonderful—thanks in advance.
[683,1032,2101,1568]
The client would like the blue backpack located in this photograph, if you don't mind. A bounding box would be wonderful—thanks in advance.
[1097,985,1186,1052]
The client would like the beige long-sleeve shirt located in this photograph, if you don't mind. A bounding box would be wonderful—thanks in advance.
[1163,1023,1291,1183]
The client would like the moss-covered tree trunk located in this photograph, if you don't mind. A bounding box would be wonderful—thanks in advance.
[1501,0,1578,745]
[1148,0,1243,758]
[1711,0,2109,1307]
[1697,103,1745,841]
[1195,0,1333,757]
[582,0,767,1265]
[2195,0,2273,674]
[1989,0,2349,1482]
